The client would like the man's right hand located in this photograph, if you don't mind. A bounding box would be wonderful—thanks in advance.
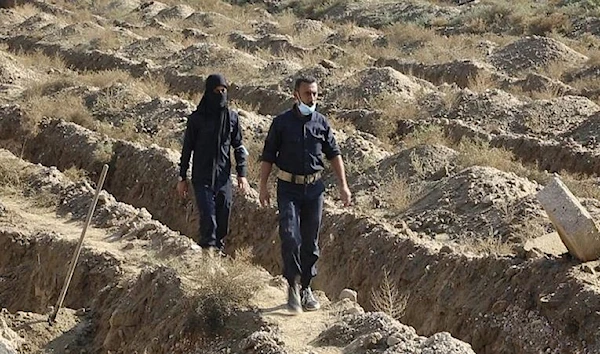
[177,180,189,199]
[259,185,270,207]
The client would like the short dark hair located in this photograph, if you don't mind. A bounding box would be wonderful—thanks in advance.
[294,76,317,92]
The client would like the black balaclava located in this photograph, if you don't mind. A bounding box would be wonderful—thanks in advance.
[200,74,228,111]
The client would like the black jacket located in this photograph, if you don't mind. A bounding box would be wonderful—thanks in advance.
[261,106,340,176]
[179,107,247,188]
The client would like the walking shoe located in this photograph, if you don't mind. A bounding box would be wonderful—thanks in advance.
[203,246,226,258]
[287,283,303,313]
[301,287,320,311]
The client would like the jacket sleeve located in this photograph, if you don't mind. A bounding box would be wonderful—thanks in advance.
[231,111,248,177]
[179,112,197,179]
[260,116,280,164]
[322,116,341,160]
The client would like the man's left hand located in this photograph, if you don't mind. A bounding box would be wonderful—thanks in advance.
[340,185,352,207]
[237,176,251,195]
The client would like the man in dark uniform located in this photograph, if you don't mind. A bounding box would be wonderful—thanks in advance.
[177,74,250,254]
[259,76,351,313]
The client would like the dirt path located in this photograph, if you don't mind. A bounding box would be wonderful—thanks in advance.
[252,283,344,354]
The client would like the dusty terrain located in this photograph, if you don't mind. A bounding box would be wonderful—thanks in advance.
[2,0,600,353]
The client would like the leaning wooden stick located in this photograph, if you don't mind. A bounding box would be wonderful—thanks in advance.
[49,164,109,324]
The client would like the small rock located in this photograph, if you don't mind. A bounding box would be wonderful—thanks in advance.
[345,305,364,315]
[75,308,87,316]
[345,332,383,352]
[581,264,594,274]
[339,288,358,302]
[387,334,403,346]
[137,208,152,220]
[491,300,508,314]
[526,248,543,260]
[435,233,450,242]
[319,59,338,69]
[439,245,453,254]
[123,243,135,251]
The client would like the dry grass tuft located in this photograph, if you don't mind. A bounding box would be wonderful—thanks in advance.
[14,50,67,71]
[403,125,451,149]
[63,166,89,182]
[14,3,41,18]
[381,174,424,213]
[560,172,600,200]
[24,93,96,131]
[455,139,517,172]
[79,70,132,88]
[190,255,261,333]
[0,158,25,195]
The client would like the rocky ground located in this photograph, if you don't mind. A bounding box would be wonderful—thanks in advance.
[2,0,600,353]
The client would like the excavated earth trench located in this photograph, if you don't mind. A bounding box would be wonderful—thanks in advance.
[2,112,600,353]
[0,150,266,353]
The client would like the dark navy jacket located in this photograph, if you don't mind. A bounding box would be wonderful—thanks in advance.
[261,106,340,176]
[179,107,247,188]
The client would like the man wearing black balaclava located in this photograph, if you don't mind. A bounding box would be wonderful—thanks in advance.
[177,74,250,255]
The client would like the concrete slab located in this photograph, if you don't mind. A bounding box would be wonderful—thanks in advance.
[537,176,600,261]
[524,232,568,256]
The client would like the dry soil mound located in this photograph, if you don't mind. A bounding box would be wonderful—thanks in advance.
[446,88,523,133]
[327,67,432,109]
[121,36,185,62]
[376,58,506,89]
[563,112,600,148]
[41,21,107,43]
[318,312,474,354]
[153,4,195,22]
[168,42,265,73]
[401,166,546,244]
[11,12,64,34]
[512,95,599,137]
[0,9,25,30]
[321,0,460,28]
[133,1,169,20]
[379,144,459,181]
[489,36,588,74]
[0,50,37,86]
[182,11,239,29]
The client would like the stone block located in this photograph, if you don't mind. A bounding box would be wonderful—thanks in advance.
[537,176,600,261]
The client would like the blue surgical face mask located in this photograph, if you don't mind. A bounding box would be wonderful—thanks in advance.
[298,101,316,115]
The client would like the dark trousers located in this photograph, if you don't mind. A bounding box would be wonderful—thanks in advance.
[277,179,324,289]
[194,180,232,250]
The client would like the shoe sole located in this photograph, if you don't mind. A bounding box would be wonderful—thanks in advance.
[302,304,320,311]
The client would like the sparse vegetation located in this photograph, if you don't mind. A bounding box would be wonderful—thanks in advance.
[62,166,89,182]
[189,255,261,333]
[403,125,451,149]
[381,174,424,213]
[0,158,24,194]
[370,267,409,320]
